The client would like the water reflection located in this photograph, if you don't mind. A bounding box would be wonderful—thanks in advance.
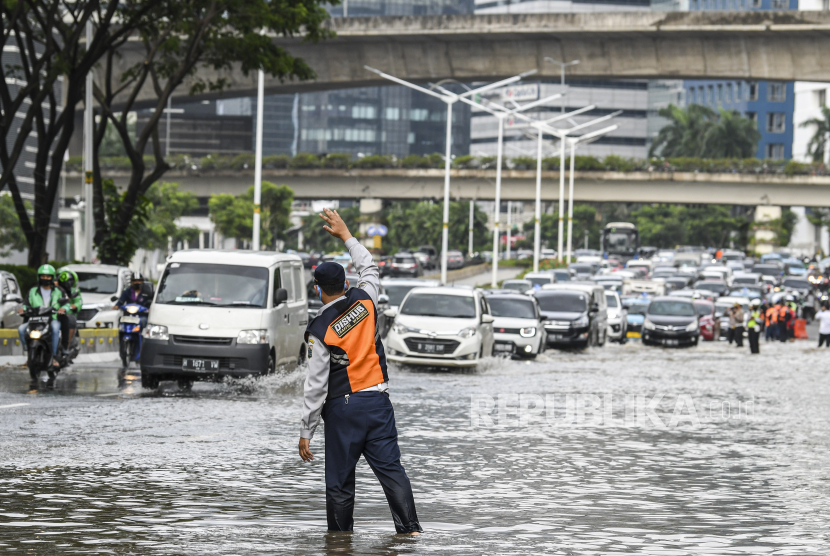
[0,341,828,554]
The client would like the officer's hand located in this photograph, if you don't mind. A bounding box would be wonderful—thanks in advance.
[58,308,66,315]
[17,308,23,315]
[299,438,314,462]
[319,208,353,242]
[70,304,77,311]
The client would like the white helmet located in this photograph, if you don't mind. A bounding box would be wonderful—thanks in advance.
[750,298,761,307]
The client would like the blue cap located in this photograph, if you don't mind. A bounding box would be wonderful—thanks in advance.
[314,262,346,286]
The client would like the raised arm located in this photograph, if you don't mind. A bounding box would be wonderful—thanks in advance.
[320,208,380,308]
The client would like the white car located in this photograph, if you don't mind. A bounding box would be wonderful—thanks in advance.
[525,272,556,288]
[385,287,495,368]
[63,264,133,329]
[381,278,441,314]
[605,290,628,343]
[486,293,545,358]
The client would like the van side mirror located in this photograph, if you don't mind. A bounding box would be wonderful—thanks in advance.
[273,288,288,306]
[481,314,494,324]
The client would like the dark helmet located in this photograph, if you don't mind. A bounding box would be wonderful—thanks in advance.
[130,271,145,283]
[58,270,75,287]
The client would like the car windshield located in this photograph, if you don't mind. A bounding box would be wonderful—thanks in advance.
[570,264,592,273]
[623,301,650,315]
[75,272,119,294]
[156,263,269,307]
[400,294,476,318]
[783,279,811,289]
[384,285,419,306]
[488,298,537,319]
[394,256,415,263]
[754,265,780,275]
[649,301,696,317]
[503,282,530,293]
[695,282,727,293]
[605,293,618,308]
[733,277,757,284]
[694,302,714,316]
[527,277,550,287]
[551,271,570,281]
[728,288,763,298]
[536,293,587,313]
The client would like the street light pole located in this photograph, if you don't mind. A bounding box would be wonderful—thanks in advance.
[544,58,579,115]
[491,114,504,287]
[253,69,264,251]
[83,19,94,262]
[468,198,474,257]
[365,66,536,284]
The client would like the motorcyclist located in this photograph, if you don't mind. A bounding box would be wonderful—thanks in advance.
[56,268,82,352]
[113,271,151,320]
[17,264,68,368]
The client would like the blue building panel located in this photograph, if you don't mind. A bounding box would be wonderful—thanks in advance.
[685,0,795,160]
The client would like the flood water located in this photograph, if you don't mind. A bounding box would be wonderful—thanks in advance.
[0,340,828,554]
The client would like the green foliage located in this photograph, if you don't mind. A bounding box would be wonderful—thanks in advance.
[263,154,291,169]
[452,155,477,169]
[381,201,489,254]
[650,104,761,159]
[401,154,444,169]
[521,205,602,251]
[0,195,27,257]
[632,204,749,249]
[800,106,830,163]
[321,153,351,169]
[352,155,394,169]
[209,182,294,248]
[134,183,200,251]
[290,153,320,169]
[760,208,799,248]
[229,153,255,170]
[95,180,152,266]
[784,160,812,176]
[511,157,536,170]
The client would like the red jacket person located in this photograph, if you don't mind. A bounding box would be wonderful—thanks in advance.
[298,208,422,535]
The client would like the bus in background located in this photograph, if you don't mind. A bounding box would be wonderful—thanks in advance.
[602,223,639,263]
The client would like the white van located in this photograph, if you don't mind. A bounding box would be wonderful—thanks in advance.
[140,250,307,389]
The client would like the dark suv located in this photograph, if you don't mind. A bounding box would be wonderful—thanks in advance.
[642,296,699,347]
[535,286,608,349]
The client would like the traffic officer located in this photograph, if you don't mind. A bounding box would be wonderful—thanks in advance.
[747,298,762,354]
[298,208,422,536]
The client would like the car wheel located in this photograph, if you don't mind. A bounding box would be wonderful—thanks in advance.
[267,351,276,375]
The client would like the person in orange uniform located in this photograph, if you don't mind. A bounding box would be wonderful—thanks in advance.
[765,302,779,342]
[298,208,422,536]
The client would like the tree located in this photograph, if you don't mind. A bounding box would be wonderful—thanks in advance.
[135,182,199,251]
[91,0,333,264]
[209,182,294,248]
[632,204,750,249]
[1,0,164,266]
[800,106,830,163]
[382,201,489,254]
[302,206,361,253]
[0,195,27,257]
[650,104,760,159]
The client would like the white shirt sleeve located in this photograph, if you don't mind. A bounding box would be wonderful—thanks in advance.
[300,334,329,440]
[345,237,380,308]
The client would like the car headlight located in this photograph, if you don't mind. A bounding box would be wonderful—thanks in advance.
[29,330,42,339]
[643,319,656,330]
[237,329,268,344]
[573,315,589,327]
[391,322,419,335]
[686,321,699,332]
[458,326,477,339]
[520,327,536,338]
[126,305,139,314]
[144,324,169,340]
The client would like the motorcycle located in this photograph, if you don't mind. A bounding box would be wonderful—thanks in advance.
[23,306,68,382]
[119,303,148,368]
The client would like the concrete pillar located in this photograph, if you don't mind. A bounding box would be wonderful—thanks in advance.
[753,205,782,255]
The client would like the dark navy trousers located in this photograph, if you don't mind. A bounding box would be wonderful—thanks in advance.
[321,391,422,534]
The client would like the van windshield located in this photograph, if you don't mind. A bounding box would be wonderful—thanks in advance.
[156,263,269,307]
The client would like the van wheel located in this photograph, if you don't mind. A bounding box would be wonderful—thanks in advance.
[266,351,276,375]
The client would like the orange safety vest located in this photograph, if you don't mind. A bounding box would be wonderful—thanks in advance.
[766,306,778,325]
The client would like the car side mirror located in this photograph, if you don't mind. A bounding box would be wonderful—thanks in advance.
[378,294,389,305]
[590,304,600,313]
[273,288,288,306]
[110,295,118,302]
[383,308,397,319]
[538,314,545,321]
[481,314,494,324]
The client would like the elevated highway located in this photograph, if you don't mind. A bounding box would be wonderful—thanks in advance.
[73,169,830,207]
[118,10,830,107]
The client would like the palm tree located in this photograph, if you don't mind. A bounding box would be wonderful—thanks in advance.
[800,105,830,162]
[649,104,716,158]
[702,109,761,159]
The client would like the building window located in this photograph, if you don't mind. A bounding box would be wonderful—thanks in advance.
[385,107,400,121]
[768,83,786,102]
[726,83,733,103]
[688,88,696,104]
[352,105,376,119]
[748,82,758,101]
[707,85,714,104]
[817,89,827,108]
[698,86,705,103]
[407,132,416,144]
[766,144,785,160]
[735,82,742,101]
[301,105,316,112]
[751,0,761,7]
[410,108,428,121]
[717,84,723,104]
[766,113,786,133]
[746,111,757,122]
[771,0,787,7]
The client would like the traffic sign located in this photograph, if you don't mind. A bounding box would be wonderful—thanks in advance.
[367,225,388,237]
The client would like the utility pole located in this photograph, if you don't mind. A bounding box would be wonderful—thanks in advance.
[253,69,264,251]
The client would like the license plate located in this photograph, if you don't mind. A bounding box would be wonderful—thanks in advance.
[30,316,49,323]
[120,316,140,324]
[627,331,641,338]
[417,343,444,353]
[662,339,679,346]
[494,343,513,352]
[182,358,219,372]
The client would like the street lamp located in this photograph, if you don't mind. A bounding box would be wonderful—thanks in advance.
[252,68,264,251]
[564,124,618,263]
[544,57,579,115]
[364,66,537,284]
